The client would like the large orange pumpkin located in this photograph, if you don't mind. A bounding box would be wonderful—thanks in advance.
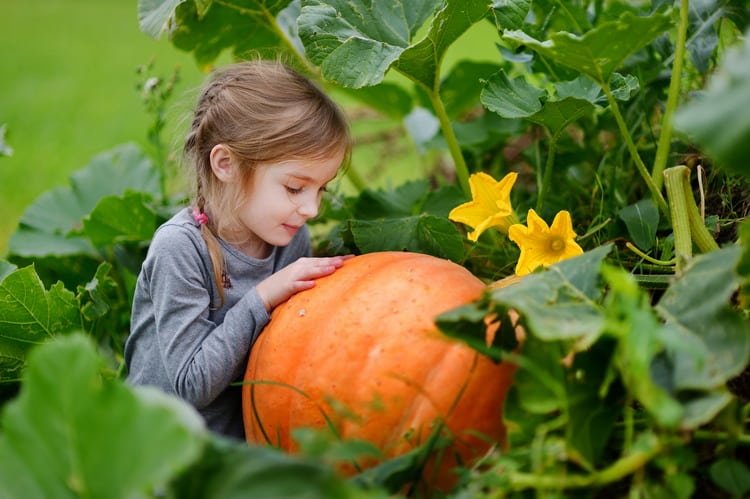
[242,251,516,488]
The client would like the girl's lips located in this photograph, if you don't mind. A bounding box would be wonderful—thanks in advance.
[282,224,300,234]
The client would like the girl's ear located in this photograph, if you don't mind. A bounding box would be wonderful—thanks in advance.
[209,144,236,183]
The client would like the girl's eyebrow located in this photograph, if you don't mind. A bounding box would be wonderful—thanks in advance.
[286,172,339,184]
[286,173,314,182]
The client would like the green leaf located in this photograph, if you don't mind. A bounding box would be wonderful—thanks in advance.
[0,260,16,281]
[348,215,465,262]
[509,333,567,414]
[491,0,531,31]
[0,334,206,498]
[0,266,79,345]
[138,0,186,38]
[299,0,441,88]
[565,341,623,467]
[481,70,594,135]
[171,1,284,69]
[528,97,593,136]
[602,265,683,428]
[72,192,158,247]
[674,33,750,175]
[710,458,750,497]
[680,391,733,430]
[489,245,612,349]
[502,11,673,85]
[0,266,80,383]
[656,246,750,392]
[76,263,116,322]
[337,83,414,120]
[440,61,503,119]
[481,70,545,118]
[6,231,96,259]
[396,0,492,90]
[140,0,299,67]
[555,73,640,105]
[8,143,160,258]
[353,180,430,219]
[684,0,724,75]
[168,436,367,499]
[618,198,659,252]
[299,0,490,90]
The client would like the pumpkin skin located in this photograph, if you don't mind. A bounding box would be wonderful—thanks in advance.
[242,251,516,487]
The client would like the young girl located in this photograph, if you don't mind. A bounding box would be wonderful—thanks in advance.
[124,60,352,439]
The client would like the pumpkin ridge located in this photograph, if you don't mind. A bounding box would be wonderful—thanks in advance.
[386,343,482,455]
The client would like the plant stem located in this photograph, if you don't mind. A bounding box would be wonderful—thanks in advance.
[429,91,471,198]
[693,430,750,446]
[625,242,677,266]
[652,0,689,190]
[536,130,558,213]
[680,170,720,253]
[603,85,669,218]
[506,435,663,491]
[663,165,693,271]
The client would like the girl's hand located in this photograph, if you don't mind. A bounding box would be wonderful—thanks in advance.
[256,255,353,311]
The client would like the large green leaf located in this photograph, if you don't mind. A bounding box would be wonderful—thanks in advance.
[395,0,492,90]
[481,70,595,135]
[0,334,206,499]
[348,215,465,262]
[502,11,673,85]
[674,32,750,175]
[488,245,612,349]
[0,266,79,384]
[298,0,440,88]
[602,266,683,429]
[138,0,187,38]
[171,1,287,68]
[656,246,749,392]
[299,0,490,90]
[140,0,297,68]
[353,180,430,219]
[8,143,160,258]
[168,436,371,499]
[71,192,158,248]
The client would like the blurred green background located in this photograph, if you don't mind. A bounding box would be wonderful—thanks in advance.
[0,0,208,256]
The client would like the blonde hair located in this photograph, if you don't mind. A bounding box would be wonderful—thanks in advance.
[183,60,351,305]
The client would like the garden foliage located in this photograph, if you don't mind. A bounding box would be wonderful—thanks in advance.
[1,0,750,497]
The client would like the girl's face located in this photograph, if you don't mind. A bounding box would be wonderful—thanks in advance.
[233,150,344,257]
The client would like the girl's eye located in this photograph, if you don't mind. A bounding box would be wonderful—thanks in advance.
[285,186,303,195]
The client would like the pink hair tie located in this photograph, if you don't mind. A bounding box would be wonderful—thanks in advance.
[192,208,209,225]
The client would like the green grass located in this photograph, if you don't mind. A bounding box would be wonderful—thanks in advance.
[0,0,208,255]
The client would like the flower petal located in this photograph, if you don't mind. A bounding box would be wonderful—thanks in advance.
[509,209,584,275]
[449,172,518,240]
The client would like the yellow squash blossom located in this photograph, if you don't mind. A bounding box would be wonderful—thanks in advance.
[508,209,584,276]
[449,172,519,241]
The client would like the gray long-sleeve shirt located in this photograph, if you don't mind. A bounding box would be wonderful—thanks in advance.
[124,207,311,439]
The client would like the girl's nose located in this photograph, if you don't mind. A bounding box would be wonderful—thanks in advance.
[297,194,319,218]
